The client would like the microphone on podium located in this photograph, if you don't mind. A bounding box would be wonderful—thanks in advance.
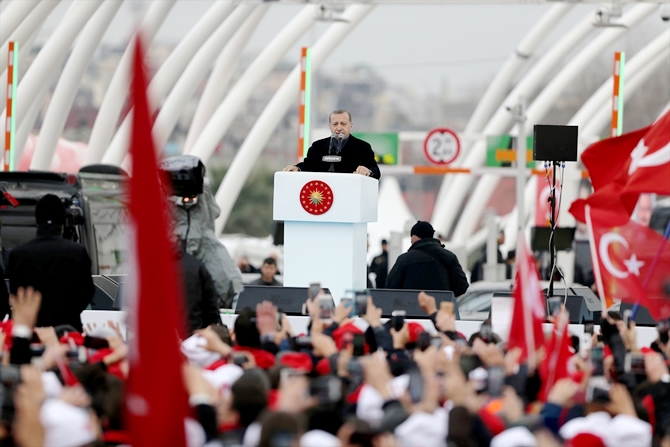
[324,134,343,170]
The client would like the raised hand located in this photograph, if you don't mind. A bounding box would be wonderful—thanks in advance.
[10,287,42,329]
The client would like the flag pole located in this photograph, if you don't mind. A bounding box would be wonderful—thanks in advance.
[584,205,608,313]
[631,220,670,318]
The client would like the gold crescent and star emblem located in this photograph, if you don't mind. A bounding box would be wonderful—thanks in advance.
[300,181,333,215]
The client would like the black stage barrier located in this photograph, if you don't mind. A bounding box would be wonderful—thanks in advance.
[369,289,459,319]
[491,292,596,324]
[237,286,459,319]
[236,286,320,315]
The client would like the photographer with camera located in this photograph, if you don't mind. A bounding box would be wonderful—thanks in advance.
[7,194,94,332]
[161,156,244,309]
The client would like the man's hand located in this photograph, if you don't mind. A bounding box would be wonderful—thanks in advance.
[391,324,409,350]
[418,292,437,315]
[606,383,637,417]
[471,338,504,367]
[282,165,300,172]
[195,327,232,358]
[14,365,46,447]
[34,327,59,347]
[183,363,218,402]
[333,300,352,326]
[311,332,338,358]
[363,296,382,328]
[337,344,354,378]
[361,352,393,399]
[435,308,456,332]
[10,287,42,329]
[354,166,372,177]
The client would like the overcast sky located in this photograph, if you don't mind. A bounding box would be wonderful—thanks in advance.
[28,1,669,95]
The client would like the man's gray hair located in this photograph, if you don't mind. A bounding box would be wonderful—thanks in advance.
[329,109,352,123]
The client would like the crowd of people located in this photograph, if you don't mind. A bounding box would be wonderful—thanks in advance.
[1,106,666,446]
[0,279,668,446]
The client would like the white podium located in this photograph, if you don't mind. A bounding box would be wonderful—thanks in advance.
[273,172,378,301]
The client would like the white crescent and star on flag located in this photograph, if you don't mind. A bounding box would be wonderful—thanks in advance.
[598,232,645,279]
[628,138,670,176]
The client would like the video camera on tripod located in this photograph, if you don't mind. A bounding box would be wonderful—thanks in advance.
[158,155,205,207]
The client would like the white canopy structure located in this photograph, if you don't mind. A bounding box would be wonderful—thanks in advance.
[0,0,668,275]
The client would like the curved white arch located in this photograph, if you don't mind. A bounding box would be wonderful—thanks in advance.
[212,4,376,235]
[500,28,670,255]
[450,3,658,244]
[434,3,573,213]
[0,0,59,121]
[148,4,258,158]
[188,4,322,164]
[31,0,123,171]
[559,29,670,223]
[184,5,269,152]
[0,0,39,46]
[86,0,175,164]
[463,3,573,143]
[5,0,104,162]
[432,7,598,236]
[101,2,248,166]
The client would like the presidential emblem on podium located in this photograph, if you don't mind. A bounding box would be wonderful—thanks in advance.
[300,180,333,215]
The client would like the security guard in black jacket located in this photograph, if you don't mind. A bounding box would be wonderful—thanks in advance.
[385,221,469,296]
[7,194,95,331]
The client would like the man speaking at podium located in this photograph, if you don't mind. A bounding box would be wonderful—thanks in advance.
[283,110,380,179]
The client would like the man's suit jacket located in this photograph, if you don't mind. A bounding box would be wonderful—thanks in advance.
[296,135,381,179]
[8,229,95,331]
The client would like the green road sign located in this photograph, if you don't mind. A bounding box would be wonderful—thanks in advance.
[353,132,399,165]
[486,135,534,167]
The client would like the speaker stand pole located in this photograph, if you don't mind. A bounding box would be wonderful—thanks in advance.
[547,160,559,298]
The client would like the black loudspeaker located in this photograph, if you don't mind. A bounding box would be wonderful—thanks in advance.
[369,289,459,319]
[619,302,658,326]
[236,286,322,315]
[533,125,578,162]
[91,275,119,310]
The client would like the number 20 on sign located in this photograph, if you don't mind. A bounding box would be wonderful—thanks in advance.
[423,127,460,165]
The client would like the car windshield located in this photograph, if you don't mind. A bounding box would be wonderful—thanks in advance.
[81,174,129,275]
[458,291,496,313]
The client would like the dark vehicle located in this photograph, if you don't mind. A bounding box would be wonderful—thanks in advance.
[0,167,129,276]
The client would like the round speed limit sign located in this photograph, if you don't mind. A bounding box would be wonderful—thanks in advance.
[423,127,461,165]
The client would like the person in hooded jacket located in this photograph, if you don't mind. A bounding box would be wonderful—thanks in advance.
[385,221,469,296]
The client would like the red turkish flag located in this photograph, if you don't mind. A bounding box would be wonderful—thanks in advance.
[538,314,573,402]
[620,110,670,213]
[125,35,189,447]
[508,233,546,365]
[569,111,670,224]
[585,206,670,320]
[582,126,651,191]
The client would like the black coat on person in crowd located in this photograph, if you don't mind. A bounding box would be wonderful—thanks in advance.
[296,135,381,180]
[385,237,469,296]
[179,250,222,333]
[0,263,9,321]
[370,250,388,289]
[7,226,95,332]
